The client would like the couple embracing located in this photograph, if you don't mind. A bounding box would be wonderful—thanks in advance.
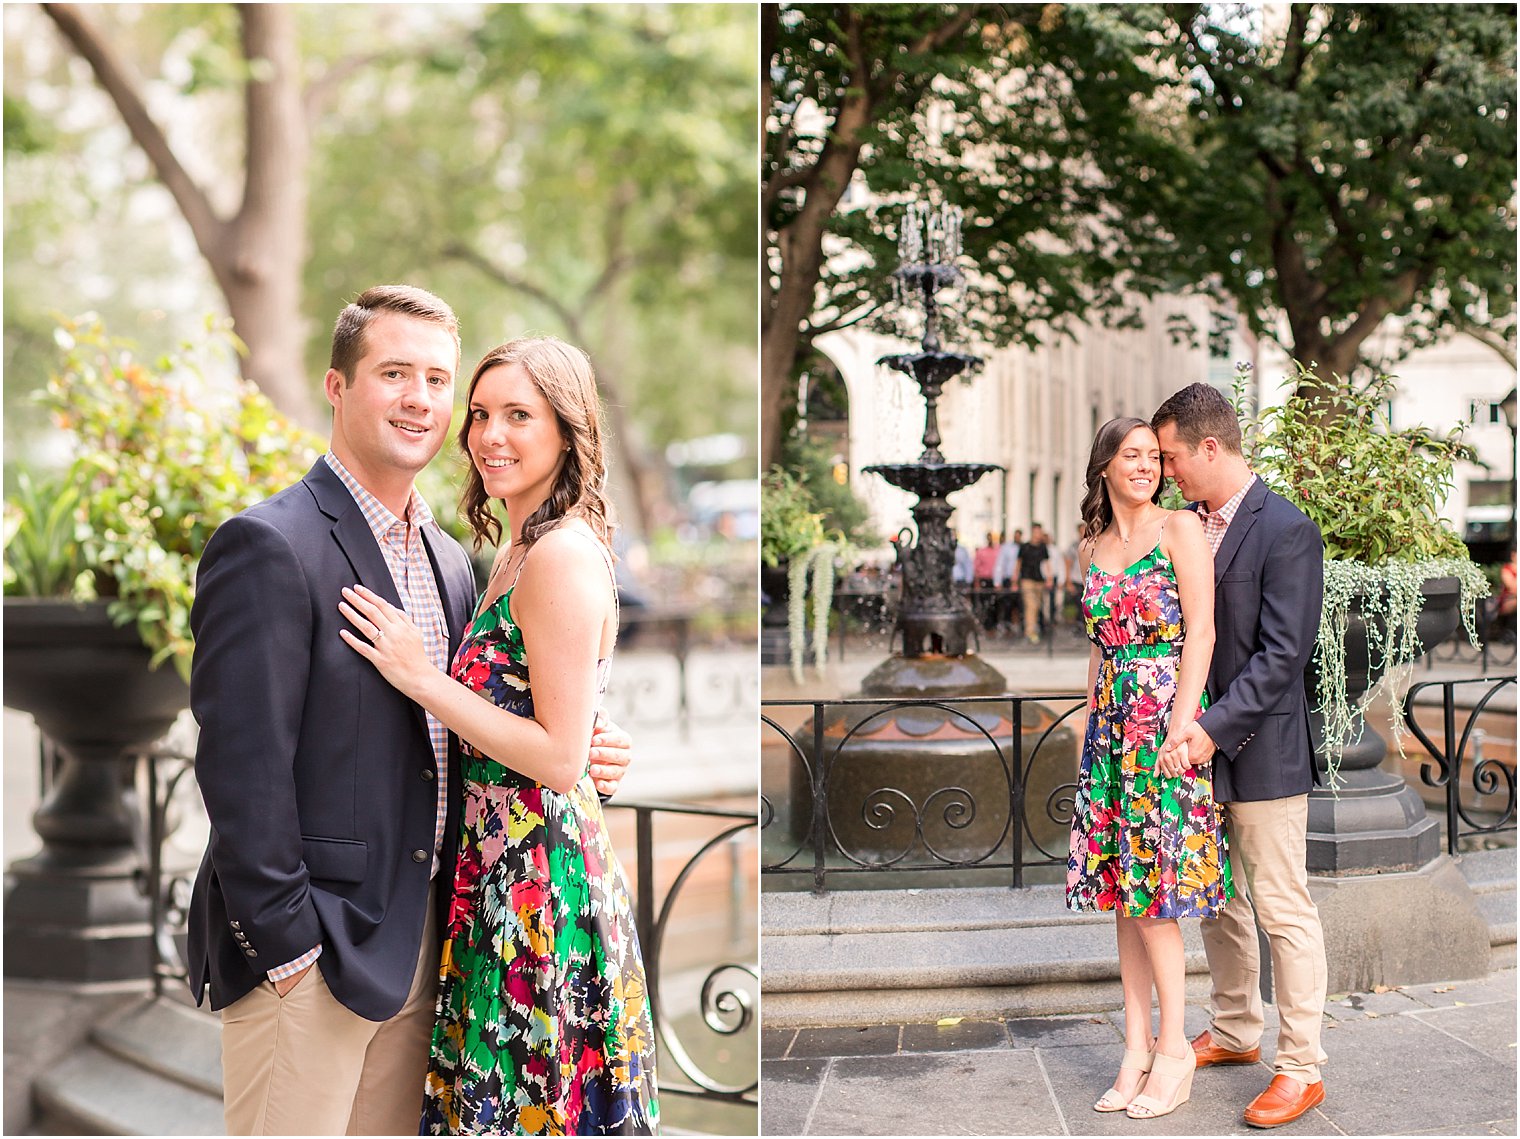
[1067,384,1329,1128]
[186,286,659,1135]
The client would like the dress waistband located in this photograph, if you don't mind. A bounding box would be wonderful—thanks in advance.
[1101,642,1182,661]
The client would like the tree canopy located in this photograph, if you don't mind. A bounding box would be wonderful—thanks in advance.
[1040,3,1517,385]
[763,2,1517,464]
[6,3,757,531]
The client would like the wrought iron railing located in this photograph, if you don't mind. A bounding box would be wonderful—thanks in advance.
[762,693,1087,893]
[1422,611,1518,671]
[127,746,757,1122]
[1403,675,1518,855]
[603,608,757,739]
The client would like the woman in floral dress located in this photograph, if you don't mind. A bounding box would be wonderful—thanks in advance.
[1067,417,1232,1122]
[339,336,657,1135]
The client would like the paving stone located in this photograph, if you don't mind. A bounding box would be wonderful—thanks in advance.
[1402,1121,1518,1136]
[787,1024,900,1059]
[762,1028,796,1060]
[1403,972,1520,1009]
[1006,1014,1121,1050]
[1407,1000,1520,1066]
[1038,1043,1275,1136]
[900,1019,1008,1053]
[1316,1007,1516,1135]
[807,1051,1063,1136]
[759,1058,828,1136]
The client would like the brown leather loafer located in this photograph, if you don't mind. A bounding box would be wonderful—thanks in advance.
[1243,1074,1325,1128]
[1191,1028,1262,1067]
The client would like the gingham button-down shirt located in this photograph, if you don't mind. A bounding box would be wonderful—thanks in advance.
[1199,474,1257,556]
[266,454,451,983]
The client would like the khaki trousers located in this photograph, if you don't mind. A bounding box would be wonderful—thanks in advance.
[1020,580,1044,641]
[220,893,440,1136]
[1202,795,1329,1084]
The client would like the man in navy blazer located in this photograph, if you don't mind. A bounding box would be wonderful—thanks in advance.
[189,286,630,1135]
[1153,384,1329,1129]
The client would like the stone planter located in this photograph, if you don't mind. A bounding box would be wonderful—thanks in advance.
[1299,575,1492,992]
[3,598,190,984]
[1305,575,1461,873]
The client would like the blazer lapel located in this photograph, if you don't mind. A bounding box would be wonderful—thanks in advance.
[1212,477,1269,583]
[305,459,406,610]
[305,459,428,735]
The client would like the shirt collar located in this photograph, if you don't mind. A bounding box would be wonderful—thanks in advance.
[322,452,435,535]
[1203,472,1257,520]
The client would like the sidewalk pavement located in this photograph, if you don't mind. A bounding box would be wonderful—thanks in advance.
[761,968,1518,1136]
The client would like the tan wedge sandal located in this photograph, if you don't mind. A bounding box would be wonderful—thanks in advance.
[1126,1047,1196,1120]
[1093,1047,1155,1113]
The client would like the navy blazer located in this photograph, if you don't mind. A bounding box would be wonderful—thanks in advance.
[1194,479,1324,803]
[187,459,477,1021]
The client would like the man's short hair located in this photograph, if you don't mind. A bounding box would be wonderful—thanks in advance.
[1151,382,1244,454]
[330,285,460,385]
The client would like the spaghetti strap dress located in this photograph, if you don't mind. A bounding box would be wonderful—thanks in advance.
[421,536,659,1135]
[1065,539,1233,918]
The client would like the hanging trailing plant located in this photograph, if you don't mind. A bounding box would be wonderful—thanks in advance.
[1234,363,1489,781]
[787,542,840,683]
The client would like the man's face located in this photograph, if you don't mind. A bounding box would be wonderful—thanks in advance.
[325,313,457,481]
[1156,421,1208,505]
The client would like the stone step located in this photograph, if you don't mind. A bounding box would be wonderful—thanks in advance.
[34,1044,224,1136]
[762,856,1518,1028]
[762,886,1212,1028]
[30,995,223,1136]
[1458,847,1517,950]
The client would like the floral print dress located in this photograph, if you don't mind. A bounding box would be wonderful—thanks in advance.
[1066,540,1233,918]
[421,580,658,1135]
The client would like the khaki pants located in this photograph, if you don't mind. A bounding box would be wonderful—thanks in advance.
[1201,795,1329,1084]
[220,895,440,1135]
[1020,580,1044,641]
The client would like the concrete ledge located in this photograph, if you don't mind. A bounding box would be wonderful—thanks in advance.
[762,883,1109,937]
[764,920,1209,993]
[761,974,1215,1029]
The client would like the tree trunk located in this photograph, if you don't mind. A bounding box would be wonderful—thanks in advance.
[43,3,317,427]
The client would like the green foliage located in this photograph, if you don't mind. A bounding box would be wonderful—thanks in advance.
[1046,3,1517,370]
[777,433,877,548]
[2,471,88,596]
[3,316,323,680]
[1232,360,1489,778]
[5,5,756,520]
[1241,363,1471,562]
[768,4,1129,355]
[760,468,826,569]
[302,3,757,455]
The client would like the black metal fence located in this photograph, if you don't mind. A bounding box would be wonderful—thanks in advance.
[602,606,757,738]
[761,693,1088,893]
[764,680,1518,894]
[123,746,757,1120]
[1404,675,1518,855]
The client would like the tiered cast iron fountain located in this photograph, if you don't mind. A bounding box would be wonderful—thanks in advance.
[791,204,1075,867]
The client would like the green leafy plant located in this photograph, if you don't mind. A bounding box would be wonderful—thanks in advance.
[762,465,855,681]
[4,315,323,681]
[1234,363,1488,779]
[761,467,826,569]
[2,471,89,596]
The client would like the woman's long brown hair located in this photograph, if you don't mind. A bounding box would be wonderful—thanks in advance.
[1079,417,1163,549]
[456,336,612,553]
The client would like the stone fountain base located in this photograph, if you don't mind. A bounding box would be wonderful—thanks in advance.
[789,653,1080,868]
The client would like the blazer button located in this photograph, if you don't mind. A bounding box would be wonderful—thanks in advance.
[421,768,436,782]
[244,949,258,958]
[412,849,428,863]
[230,921,241,930]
